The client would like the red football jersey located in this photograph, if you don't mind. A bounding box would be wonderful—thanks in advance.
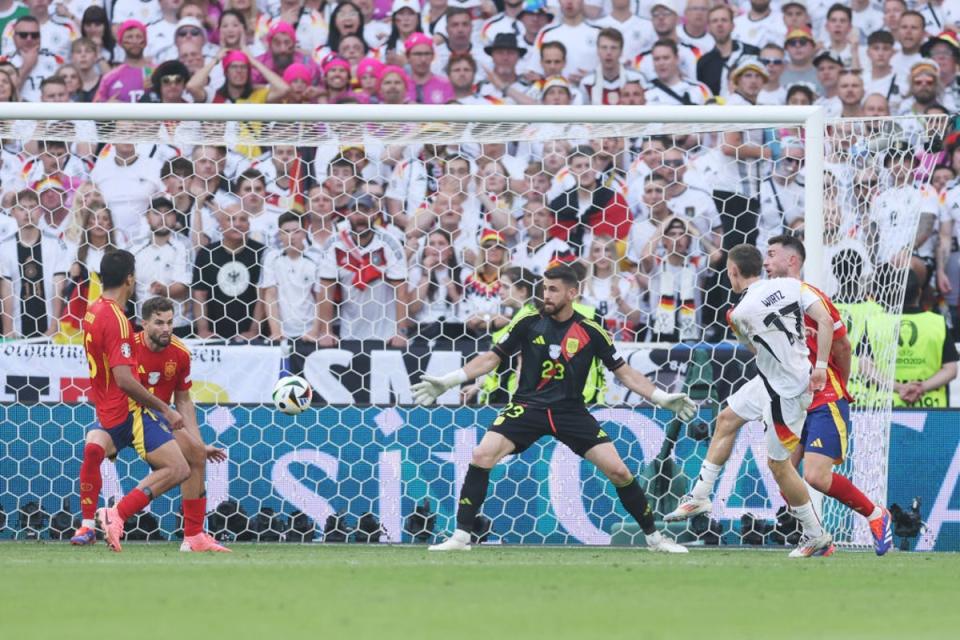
[134,332,192,404]
[82,297,137,428]
[803,283,853,409]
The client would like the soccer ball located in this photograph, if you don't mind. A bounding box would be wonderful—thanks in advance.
[272,375,313,415]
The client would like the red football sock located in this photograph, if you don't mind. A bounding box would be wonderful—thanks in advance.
[79,443,105,520]
[116,488,151,522]
[182,498,207,537]
[827,473,875,518]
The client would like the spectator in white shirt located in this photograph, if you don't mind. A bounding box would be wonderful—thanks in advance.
[864,30,902,109]
[757,43,787,104]
[261,212,323,342]
[734,0,786,50]
[891,11,926,78]
[822,4,862,69]
[838,69,866,117]
[535,0,600,84]
[131,196,193,334]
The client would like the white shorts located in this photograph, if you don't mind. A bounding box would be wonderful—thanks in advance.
[727,376,813,461]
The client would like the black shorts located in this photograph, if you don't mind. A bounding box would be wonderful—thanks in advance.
[487,403,611,457]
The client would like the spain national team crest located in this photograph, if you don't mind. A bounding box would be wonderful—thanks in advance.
[548,344,561,360]
[565,338,580,356]
[163,361,177,380]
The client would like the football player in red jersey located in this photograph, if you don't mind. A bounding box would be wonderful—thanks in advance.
[135,296,229,552]
[666,235,892,555]
[69,250,190,552]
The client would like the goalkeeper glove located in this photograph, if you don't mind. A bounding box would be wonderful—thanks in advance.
[650,389,697,421]
[411,369,468,406]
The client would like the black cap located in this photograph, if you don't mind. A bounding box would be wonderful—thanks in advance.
[484,33,528,57]
[813,50,844,67]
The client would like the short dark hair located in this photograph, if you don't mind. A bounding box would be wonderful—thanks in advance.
[899,10,925,27]
[597,27,624,49]
[651,38,679,57]
[40,75,66,90]
[100,249,136,289]
[768,234,806,262]
[277,211,303,228]
[162,156,193,179]
[446,52,477,74]
[569,145,595,162]
[15,189,39,206]
[234,168,265,193]
[540,40,566,59]
[867,30,895,46]
[503,266,537,298]
[543,263,579,288]
[150,196,174,212]
[142,296,174,320]
[728,244,763,278]
[446,6,471,20]
[827,3,852,21]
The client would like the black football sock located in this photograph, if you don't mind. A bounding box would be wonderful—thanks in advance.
[616,477,656,535]
[455,464,491,532]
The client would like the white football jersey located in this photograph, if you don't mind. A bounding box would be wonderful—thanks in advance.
[728,278,821,398]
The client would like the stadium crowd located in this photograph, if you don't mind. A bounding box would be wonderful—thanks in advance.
[0,0,960,355]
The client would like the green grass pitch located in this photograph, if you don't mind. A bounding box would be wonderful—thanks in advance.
[1,544,957,640]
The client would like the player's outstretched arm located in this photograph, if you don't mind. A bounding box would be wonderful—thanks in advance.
[112,365,185,430]
[805,299,836,393]
[613,365,697,421]
[411,351,502,406]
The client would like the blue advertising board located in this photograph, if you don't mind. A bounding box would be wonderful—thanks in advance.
[0,404,956,550]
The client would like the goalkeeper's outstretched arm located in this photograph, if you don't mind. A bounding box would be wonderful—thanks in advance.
[411,351,502,405]
[613,365,697,421]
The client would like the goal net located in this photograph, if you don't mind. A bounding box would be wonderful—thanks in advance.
[0,105,946,547]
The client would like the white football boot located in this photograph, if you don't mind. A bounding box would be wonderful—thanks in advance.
[646,531,689,553]
[428,529,472,551]
[663,494,712,522]
[788,532,836,558]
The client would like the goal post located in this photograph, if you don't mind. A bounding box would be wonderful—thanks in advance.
[0,103,940,547]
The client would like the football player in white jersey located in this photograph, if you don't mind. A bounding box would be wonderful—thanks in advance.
[671,244,838,557]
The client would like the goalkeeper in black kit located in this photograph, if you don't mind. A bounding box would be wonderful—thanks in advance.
[413,265,696,553]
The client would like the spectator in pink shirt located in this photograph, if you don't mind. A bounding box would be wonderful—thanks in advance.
[251,21,320,86]
[404,32,454,104]
[95,20,153,103]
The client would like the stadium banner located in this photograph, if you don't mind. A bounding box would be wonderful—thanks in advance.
[0,341,751,405]
[0,342,281,404]
[5,340,959,407]
[0,404,956,550]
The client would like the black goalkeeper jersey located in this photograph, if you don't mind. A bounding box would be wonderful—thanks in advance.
[492,307,625,409]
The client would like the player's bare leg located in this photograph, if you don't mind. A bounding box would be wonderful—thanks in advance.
[768,457,834,558]
[429,432,515,551]
[97,440,190,552]
[71,430,117,546]
[802,451,892,556]
[175,428,230,552]
[665,406,746,522]
[585,443,687,553]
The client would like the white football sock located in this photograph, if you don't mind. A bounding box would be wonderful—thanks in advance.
[690,461,722,500]
[793,501,824,538]
[82,518,95,529]
[867,506,882,521]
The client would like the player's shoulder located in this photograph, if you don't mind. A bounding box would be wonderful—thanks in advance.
[577,312,614,345]
[169,336,192,359]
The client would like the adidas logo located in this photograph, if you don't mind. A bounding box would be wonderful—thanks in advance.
[533,336,545,345]
[597,429,607,438]
[459,498,472,506]
[810,438,823,448]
